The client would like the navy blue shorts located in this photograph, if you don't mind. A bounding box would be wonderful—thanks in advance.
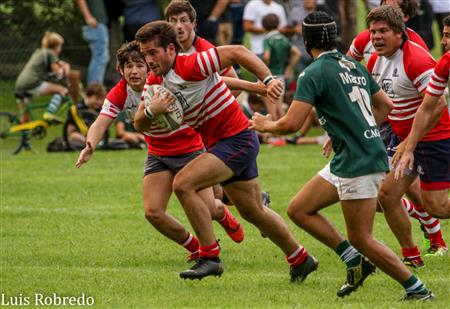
[209,129,259,185]
[144,149,205,176]
[414,138,450,190]
[388,134,450,190]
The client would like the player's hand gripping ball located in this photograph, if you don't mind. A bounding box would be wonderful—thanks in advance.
[142,84,184,130]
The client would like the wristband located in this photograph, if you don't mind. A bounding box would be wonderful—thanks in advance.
[263,75,275,86]
[144,106,155,119]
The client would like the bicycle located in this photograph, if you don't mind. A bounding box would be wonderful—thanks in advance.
[0,93,74,154]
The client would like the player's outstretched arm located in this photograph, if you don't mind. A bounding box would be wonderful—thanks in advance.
[75,115,113,168]
[371,89,393,125]
[221,77,267,96]
[249,100,312,135]
[216,45,283,101]
[403,94,447,153]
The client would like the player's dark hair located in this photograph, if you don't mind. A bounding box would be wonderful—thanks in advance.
[443,15,450,27]
[262,14,280,31]
[302,11,337,55]
[135,21,181,52]
[116,41,146,70]
[366,5,406,34]
[165,0,197,22]
[379,0,418,19]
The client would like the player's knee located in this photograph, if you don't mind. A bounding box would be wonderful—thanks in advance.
[172,175,189,197]
[144,208,164,223]
[286,200,307,223]
[377,186,398,210]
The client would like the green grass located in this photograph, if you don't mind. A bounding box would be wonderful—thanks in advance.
[1,133,449,308]
[1,3,449,307]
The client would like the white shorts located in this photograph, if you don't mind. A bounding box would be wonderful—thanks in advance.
[318,163,385,200]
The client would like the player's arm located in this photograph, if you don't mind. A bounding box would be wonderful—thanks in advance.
[75,115,114,168]
[370,89,393,125]
[249,100,312,135]
[221,62,242,97]
[221,77,267,96]
[404,93,447,152]
[216,45,283,100]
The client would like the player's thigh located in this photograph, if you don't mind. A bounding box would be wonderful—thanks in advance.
[223,178,263,215]
[174,152,234,191]
[143,170,174,213]
[341,198,378,239]
[420,189,449,210]
[288,174,340,215]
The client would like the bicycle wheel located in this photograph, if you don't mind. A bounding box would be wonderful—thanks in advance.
[0,112,17,138]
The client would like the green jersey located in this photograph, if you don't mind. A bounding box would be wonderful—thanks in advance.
[15,48,59,92]
[263,31,292,76]
[294,50,388,178]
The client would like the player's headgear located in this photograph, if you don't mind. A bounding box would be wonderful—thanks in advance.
[302,11,337,56]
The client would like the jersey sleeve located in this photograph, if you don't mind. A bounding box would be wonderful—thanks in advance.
[100,79,127,119]
[348,30,370,62]
[403,42,435,93]
[175,48,222,81]
[426,53,450,97]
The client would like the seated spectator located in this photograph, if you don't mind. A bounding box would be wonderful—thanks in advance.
[15,31,71,123]
[115,111,146,149]
[64,83,106,149]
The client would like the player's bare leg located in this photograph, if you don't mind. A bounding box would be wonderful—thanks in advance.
[143,170,200,259]
[378,172,423,266]
[421,189,450,219]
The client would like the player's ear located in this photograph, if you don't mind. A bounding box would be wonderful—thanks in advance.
[119,67,124,77]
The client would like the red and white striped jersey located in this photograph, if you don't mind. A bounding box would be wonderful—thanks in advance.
[367,41,450,141]
[101,78,204,156]
[426,52,450,97]
[158,47,249,147]
[349,28,428,62]
[184,35,232,76]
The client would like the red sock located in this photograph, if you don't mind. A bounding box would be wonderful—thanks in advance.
[199,242,220,259]
[181,233,199,253]
[402,246,420,259]
[401,198,420,220]
[285,246,308,267]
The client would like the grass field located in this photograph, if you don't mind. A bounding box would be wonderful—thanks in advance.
[1,128,449,308]
[1,1,449,307]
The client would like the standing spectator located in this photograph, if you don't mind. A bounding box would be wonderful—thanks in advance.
[75,0,109,85]
[285,0,332,73]
[122,0,161,42]
[243,0,287,57]
[407,0,435,50]
[190,0,231,45]
[429,0,450,54]
[229,0,247,45]
[261,12,300,140]
[337,0,357,52]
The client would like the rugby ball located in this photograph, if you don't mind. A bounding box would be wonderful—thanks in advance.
[142,84,183,130]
